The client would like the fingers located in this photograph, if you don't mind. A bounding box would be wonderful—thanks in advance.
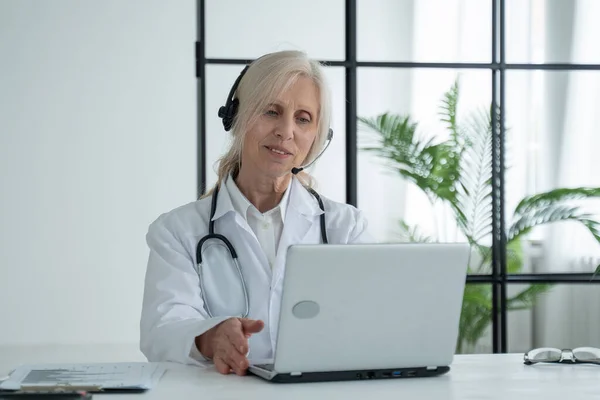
[222,332,249,371]
[240,318,265,335]
[224,326,249,355]
[210,318,265,376]
[231,353,249,374]
[214,350,247,376]
[213,355,232,375]
[211,319,251,375]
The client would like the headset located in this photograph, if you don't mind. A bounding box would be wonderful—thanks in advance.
[217,65,250,132]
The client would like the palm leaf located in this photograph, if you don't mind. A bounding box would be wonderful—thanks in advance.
[464,311,492,348]
[507,284,552,310]
[359,113,420,149]
[358,113,430,175]
[577,217,600,244]
[506,239,524,274]
[510,187,600,274]
[435,79,472,224]
[509,204,600,248]
[471,240,525,275]
[358,113,460,206]
[458,282,553,352]
[438,78,460,144]
[396,220,434,243]
[472,244,492,273]
[457,284,492,352]
[514,188,600,215]
[455,107,493,244]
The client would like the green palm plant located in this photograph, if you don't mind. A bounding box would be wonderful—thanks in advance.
[358,79,600,353]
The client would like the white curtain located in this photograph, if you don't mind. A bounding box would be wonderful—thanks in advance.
[534,0,600,349]
[404,0,491,243]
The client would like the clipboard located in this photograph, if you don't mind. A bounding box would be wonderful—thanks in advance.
[0,363,166,394]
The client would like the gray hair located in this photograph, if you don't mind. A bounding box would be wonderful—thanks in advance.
[207,50,332,195]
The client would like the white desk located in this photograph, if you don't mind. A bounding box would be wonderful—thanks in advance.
[1,344,598,400]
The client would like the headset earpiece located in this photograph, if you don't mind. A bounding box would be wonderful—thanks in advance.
[218,98,239,132]
[218,65,249,132]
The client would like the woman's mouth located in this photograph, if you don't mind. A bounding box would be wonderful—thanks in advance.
[265,146,292,156]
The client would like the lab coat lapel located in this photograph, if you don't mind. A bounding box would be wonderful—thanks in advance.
[211,184,255,238]
[211,183,271,276]
[271,178,324,288]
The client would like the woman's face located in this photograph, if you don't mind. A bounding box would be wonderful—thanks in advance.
[241,76,320,179]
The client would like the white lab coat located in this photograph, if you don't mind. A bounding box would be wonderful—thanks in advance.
[139,176,373,366]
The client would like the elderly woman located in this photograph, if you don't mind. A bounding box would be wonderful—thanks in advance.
[140,50,373,376]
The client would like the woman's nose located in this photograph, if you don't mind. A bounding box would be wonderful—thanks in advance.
[275,116,294,140]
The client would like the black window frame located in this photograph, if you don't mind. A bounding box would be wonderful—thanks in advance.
[195,0,600,353]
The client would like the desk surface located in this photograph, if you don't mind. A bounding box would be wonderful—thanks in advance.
[1,344,598,400]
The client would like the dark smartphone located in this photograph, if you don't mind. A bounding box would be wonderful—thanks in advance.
[0,392,92,400]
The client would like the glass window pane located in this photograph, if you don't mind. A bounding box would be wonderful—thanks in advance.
[302,67,346,204]
[508,284,600,353]
[357,67,492,272]
[205,0,345,61]
[358,0,492,62]
[505,71,600,274]
[204,65,346,203]
[459,283,493,354]
[506,0,600,64]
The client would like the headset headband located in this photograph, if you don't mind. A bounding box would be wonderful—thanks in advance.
[217,65,249,132]
[217,64,333,143]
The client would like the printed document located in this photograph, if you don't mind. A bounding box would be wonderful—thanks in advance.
[0,362,166,391]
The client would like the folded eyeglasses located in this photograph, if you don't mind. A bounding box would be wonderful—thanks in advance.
[524,347,600,365]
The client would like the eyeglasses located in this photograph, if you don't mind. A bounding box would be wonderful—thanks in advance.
[524,347,600,365]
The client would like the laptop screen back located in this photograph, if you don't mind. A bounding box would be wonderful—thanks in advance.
[272,243,470,373]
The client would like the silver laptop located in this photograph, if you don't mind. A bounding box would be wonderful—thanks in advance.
[248,242,470,383]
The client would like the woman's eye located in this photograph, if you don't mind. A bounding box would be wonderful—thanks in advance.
[265,109,278,116]
[298,117,311,124]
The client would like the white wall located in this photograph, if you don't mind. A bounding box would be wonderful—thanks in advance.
[0,0,196,345]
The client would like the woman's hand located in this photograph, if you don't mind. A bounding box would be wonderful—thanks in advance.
[197,318,265,375]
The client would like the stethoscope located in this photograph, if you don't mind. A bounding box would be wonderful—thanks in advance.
[195,182,328,318]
